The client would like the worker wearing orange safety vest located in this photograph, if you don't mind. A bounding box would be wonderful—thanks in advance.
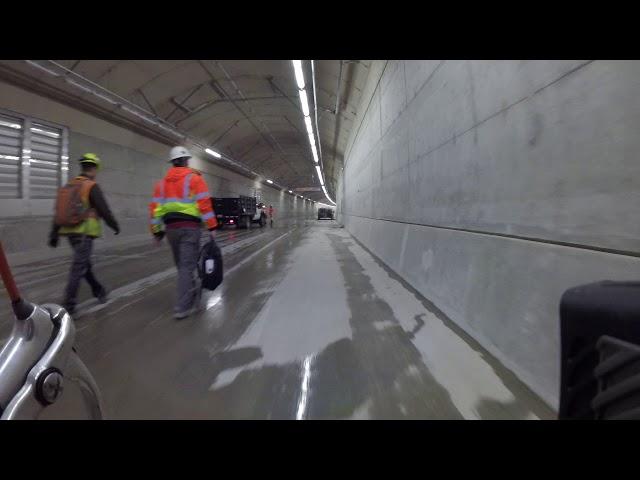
[268,205,274,228]
[149,146,218,319]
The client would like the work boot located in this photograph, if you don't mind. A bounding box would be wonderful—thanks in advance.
[173,306,197,320]
[95,288,108,304]
[193,284,203,311]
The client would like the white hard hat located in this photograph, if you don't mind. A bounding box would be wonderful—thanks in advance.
[169,146,192,162]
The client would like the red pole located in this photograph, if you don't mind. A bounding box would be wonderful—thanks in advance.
[0,241,21,303]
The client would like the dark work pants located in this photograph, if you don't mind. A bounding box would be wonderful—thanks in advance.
[63,235,104,310]
[166,228,201,313]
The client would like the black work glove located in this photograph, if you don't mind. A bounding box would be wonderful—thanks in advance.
[48,234,58,248]
[154,231,165,242]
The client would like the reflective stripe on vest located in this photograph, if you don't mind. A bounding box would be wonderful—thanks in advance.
[154,173,201,220]
[162,197,195,204]
[183,174,192,199]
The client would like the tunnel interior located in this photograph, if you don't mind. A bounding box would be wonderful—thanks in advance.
[0,60,638,420]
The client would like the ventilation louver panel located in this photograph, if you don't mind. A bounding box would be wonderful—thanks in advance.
[29,122,62,199]
[0,113,23,199]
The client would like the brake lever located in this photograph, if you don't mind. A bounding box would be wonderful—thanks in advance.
[1,304,104,420]
[0,240,104,420]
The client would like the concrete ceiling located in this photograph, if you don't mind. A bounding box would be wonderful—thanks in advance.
[0,60,372,202]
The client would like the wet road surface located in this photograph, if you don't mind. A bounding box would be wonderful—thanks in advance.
[1,221,555,419]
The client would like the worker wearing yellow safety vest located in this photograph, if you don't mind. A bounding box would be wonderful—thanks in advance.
[48,153,120,315]
[149,146,218,319]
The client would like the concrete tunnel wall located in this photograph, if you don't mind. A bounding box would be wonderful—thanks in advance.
[339,60,640,410]
[0,79,316,257]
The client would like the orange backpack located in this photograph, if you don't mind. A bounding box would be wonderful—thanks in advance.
[54,178,95,227]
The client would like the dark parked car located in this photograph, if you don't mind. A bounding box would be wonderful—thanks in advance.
[318,208,334,220]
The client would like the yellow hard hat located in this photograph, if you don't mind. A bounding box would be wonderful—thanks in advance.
[79,153,101,170]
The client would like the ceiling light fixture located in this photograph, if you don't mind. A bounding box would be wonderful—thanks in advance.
[299,89,310,117]
[290,60,335,206]
[205,148,222,158]
[292,60,305,90]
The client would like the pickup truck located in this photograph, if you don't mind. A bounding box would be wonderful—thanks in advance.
[214,196,267,229]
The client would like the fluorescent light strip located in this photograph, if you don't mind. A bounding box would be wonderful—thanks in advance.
[266,179,273,184]
[299,89,310,117]
[315,165,324,186]
[293,60,305,90]
[290,60,334,205]
[205,148,222,158]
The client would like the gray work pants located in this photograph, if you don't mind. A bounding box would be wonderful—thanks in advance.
[166,228,201,313]
[63,235,104,310]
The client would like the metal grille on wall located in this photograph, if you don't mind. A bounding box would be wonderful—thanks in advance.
[0,108,68,216]
[0,113,23,199]
[29,123,64,199]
